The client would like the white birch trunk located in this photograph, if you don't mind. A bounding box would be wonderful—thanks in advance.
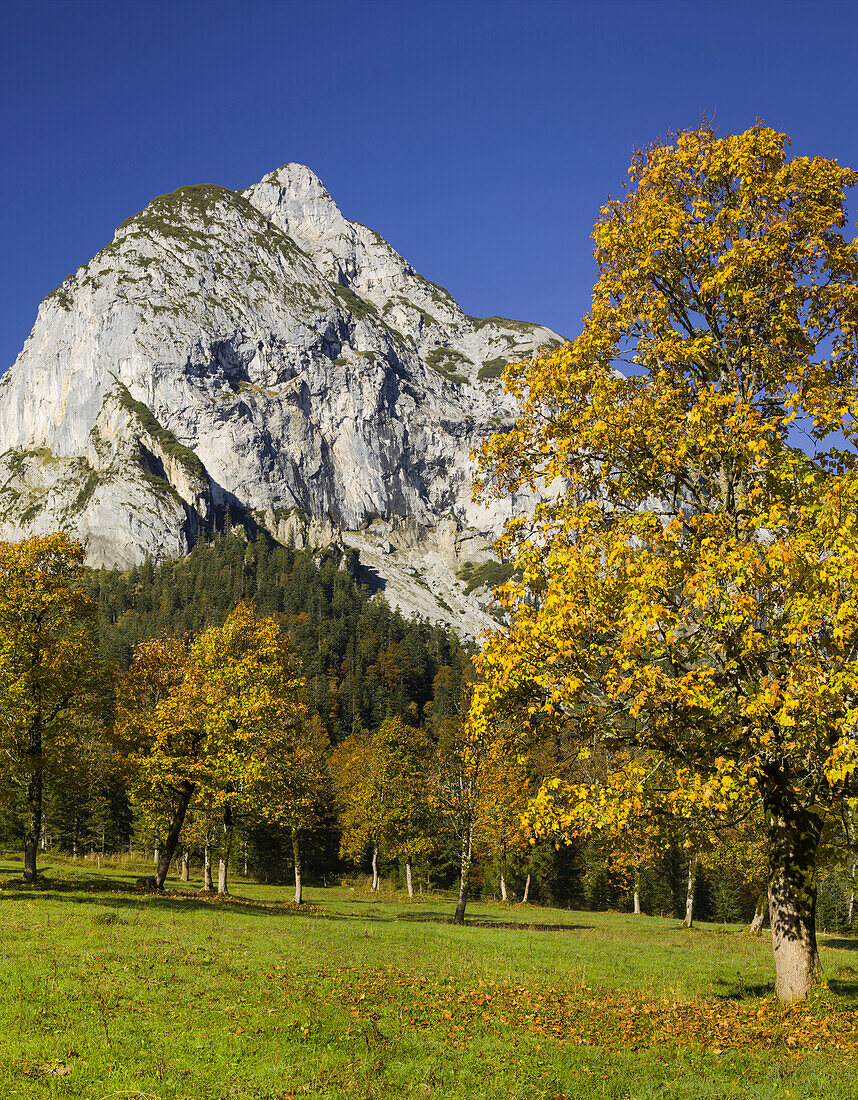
[683,852,697,928]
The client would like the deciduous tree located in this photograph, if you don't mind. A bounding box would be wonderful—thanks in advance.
[474,123,858,1000]
[117,604,311,891]
[0,533,98,881]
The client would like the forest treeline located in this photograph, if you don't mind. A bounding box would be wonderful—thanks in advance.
[0,528,850,929]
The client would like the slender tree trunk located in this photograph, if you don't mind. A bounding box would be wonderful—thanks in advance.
[218,804,234,897]
[154,781,195,890]
[684,851,697,928]
[846,809,857,930]
[633,866,641,914]
[499,845,508,902]
[522,873,531,904]
[23,718,43,882]
[749,891,768,935]
[180,850,189,882]
[291,827,303,905]
[405,858,413,898]
[203,842,213,892]
[452,827,473,925]
[153,844,160,868]
[766,792,824,1001]
[371,844,379,891]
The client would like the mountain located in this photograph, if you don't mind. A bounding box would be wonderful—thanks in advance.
[0,165,563,637]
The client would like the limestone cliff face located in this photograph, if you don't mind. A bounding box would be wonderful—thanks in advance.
[0,166,563,636]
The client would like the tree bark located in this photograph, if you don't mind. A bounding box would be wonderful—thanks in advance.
[154,781,195,890]
[684,851,697,928]
[452,827,472,925]
[371,844,379,891]
[766,793,824,1001]
[218,804,234,897]
[522,873,531,904]
[180,849,189,882]
[405,858,413,898]
[291,827,303,905]
[499,845,508,902]
[749,891,768,935]
[203,842,213,892]
[846,809,857,930]
[23,716,43,882]
[633,866,641,915]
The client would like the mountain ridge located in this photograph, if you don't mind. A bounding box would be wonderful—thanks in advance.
[0,164,563,637]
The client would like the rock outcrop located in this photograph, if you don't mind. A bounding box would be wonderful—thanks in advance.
[0,165,563,637]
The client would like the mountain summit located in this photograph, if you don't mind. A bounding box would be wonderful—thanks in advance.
[0,166,562,635]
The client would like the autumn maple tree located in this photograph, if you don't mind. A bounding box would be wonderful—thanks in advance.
[474,122,858,1000]
[330,717,435,894]
[0,533,98,881]
[254,709,330,904]
[117,603,311,891]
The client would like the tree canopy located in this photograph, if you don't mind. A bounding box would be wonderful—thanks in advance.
[0,532,98,880]
[473,123,858,1000]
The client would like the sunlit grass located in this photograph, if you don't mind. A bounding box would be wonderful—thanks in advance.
[0,859,855,1097]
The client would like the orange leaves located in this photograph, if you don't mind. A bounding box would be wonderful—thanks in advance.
[325,964,858,1056]
[118,603,314,833]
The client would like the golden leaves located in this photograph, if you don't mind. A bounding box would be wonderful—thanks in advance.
[471,122,858,942]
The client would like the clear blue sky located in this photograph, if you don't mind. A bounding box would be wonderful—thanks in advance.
[3,0,858,371]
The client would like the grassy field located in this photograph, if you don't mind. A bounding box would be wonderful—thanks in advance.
[0,859,857,1098]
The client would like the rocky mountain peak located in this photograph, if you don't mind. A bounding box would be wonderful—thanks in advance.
[0,165,564,638]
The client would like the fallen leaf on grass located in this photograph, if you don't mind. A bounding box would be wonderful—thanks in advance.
[39,1064,72,1077]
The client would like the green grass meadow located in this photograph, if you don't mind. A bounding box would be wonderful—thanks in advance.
[0,859,856,1098]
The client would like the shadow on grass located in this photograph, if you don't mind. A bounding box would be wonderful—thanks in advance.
[828,979,858,999]
[712,978,776,1000]
[0,874,592,932]
[394,910,590,932]
[0,874,313,919]
[821,937,858,952]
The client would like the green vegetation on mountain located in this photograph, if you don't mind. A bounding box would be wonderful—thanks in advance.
[115,382,207,483]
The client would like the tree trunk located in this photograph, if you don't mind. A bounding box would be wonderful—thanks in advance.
[499,845,508,902]
[452,827,473,925]
[633,866,641,914]
[405,858,413,898]
[203,842,213,892]
[180,850,189,882]
[684,851,697,928]
[766,794,824,1001]
[23,718,43,882]
[291,827,303,905]
[154,781,195,890]
[846,809,857,930]
[371,844,379,891]
[218,804,234,897]
[522,873,531,904]
[749,891,768,935]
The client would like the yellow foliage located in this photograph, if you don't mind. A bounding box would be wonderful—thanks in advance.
[473,124,858,971]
